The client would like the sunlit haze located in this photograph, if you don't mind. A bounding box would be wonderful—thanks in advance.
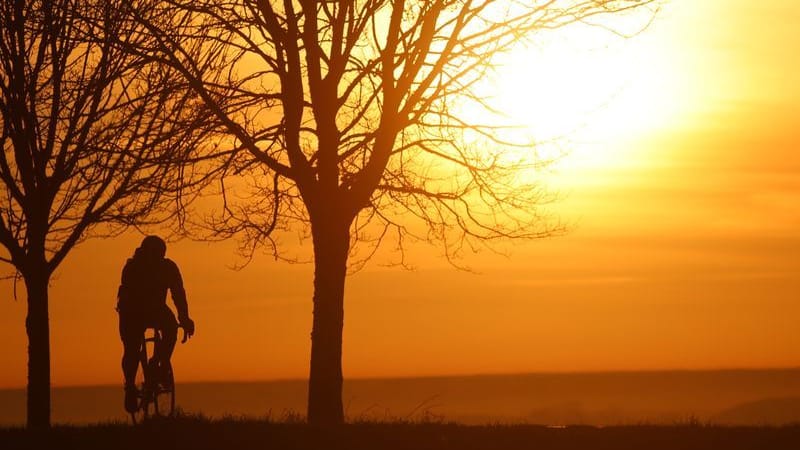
[0,0,798,391]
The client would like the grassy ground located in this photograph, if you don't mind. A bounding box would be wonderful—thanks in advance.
[2,415,800,450]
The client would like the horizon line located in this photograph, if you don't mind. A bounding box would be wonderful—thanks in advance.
[3,365,800,391]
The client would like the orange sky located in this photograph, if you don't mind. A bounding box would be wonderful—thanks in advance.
[1,0,799,389]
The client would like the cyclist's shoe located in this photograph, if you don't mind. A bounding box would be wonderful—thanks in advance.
[124,385,138,413]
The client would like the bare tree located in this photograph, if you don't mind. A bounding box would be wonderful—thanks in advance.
[127,0,656,424]
[0,0,219,428]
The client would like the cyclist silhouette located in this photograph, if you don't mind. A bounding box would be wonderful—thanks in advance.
[117,235,195,413]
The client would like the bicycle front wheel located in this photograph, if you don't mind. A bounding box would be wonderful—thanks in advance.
[130,361,151,424]
[130,390,151,424]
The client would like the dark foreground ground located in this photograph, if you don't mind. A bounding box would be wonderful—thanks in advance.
[3,416,800,450]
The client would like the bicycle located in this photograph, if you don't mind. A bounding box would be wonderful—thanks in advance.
[129,326,188,424]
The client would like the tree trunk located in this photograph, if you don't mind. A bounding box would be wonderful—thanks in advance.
[307,220,350,425]
[25,267,51,429]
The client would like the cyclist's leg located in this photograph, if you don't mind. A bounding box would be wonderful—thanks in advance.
[119,310,145,413]
[153,306,179,368]
[119,310,145,387]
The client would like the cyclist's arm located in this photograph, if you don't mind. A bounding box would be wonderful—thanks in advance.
[166,259,189,321]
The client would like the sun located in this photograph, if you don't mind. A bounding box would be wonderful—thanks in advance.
[479,20,682,176]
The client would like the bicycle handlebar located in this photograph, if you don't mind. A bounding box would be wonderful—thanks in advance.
[143,325,192,344]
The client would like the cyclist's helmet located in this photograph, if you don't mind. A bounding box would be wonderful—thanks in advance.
[139,235,167,259]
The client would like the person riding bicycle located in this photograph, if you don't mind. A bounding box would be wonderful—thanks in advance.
[117,235,195,413]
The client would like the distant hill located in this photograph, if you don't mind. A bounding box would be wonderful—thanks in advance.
[3,368,800,426]
[713,397,800,425]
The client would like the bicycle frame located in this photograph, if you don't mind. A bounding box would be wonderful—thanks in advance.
[129,327,179,424]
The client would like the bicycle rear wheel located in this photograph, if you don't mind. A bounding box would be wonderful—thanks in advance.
[152,362,175,417]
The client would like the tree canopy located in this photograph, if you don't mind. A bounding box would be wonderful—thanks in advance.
[0,0,219,427]
[123,0,657,425]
